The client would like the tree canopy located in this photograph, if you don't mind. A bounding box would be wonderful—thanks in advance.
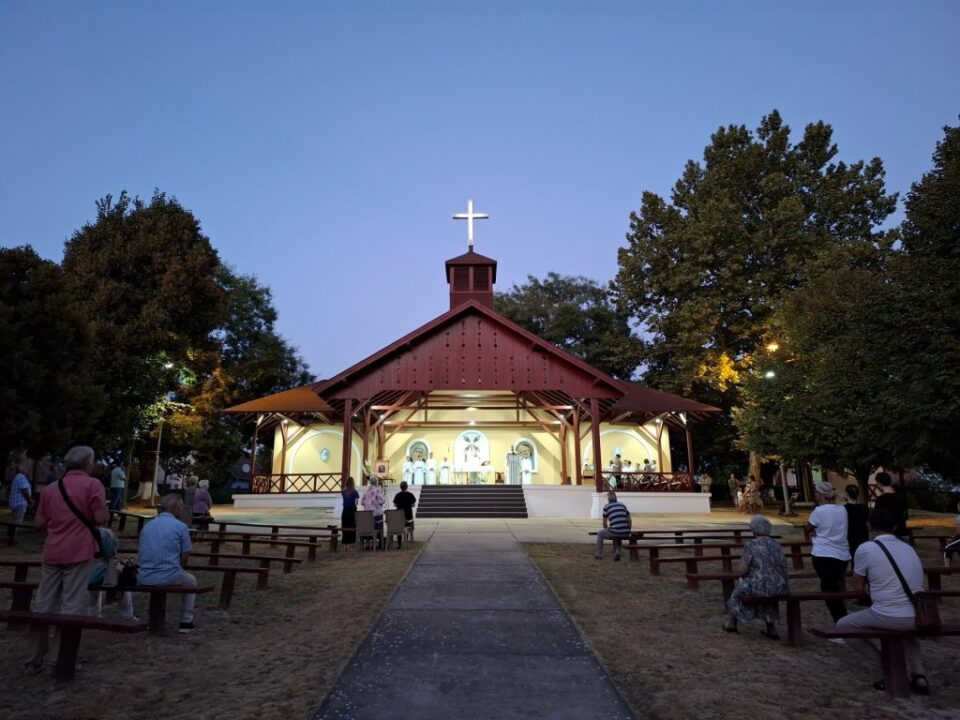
[613,110,897,470]
[494,272,641,379]
[61,190,226,446]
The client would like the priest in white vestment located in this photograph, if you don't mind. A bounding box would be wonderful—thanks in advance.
[426,452,437,485]
[413,455,427,485]
[403,456,414,485]
[439,457,451,485]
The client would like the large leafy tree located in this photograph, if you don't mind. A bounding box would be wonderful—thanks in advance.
[494,272,641,379]
[163,266,313,485]
[614,111,897,470]
[61,191,226,447]
[0,246,103,468]
[736,121,960,484]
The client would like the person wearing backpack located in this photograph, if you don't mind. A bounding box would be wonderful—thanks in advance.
[27,445,109,672]
[836,508,929,694]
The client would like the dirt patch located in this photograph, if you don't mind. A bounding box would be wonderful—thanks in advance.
[525,539,960,720]
[0,531,418,720]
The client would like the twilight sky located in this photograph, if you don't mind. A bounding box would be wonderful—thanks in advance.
[1,1,958,379]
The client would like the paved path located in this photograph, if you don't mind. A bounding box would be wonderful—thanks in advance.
[314,522,636,720]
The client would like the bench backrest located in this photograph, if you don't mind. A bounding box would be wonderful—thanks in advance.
[385,509,406,534]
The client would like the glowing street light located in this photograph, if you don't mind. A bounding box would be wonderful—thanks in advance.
[765,342,780,352]
[764,370,776,379]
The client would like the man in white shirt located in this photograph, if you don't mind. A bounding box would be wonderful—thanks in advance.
[805,482,851,622]
[837,508,928,694]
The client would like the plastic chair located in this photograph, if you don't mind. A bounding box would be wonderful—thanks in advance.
[354,510,376,551]
[385,509,411,549]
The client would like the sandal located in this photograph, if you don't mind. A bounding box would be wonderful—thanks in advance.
[910,674,930,695]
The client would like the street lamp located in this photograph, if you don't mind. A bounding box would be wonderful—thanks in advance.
[762,354,796,517]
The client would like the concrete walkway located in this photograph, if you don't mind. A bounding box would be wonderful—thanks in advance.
[313,521,636,720]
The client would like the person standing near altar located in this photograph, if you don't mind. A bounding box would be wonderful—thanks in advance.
[403,456,414,485]
[413,454,426,485]
[439,457,451,485]
[505,446,521,485]
[520,449,534,485]
[426,452,437,485]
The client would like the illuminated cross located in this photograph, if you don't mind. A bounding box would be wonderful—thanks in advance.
[452,198,489,249]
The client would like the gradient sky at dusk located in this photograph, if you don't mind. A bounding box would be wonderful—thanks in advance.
[2,1,958,378]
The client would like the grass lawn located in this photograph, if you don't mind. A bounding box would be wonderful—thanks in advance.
[0,530,418,720]
[525,537,960,720]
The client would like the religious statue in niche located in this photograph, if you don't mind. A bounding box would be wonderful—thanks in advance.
[406,440,431,485]
[515,439,537,485]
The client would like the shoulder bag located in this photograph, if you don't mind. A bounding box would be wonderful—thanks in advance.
[57,479,106,558]
[872,539,941,632]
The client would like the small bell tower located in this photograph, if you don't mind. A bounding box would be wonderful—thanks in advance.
[446,198,497,309]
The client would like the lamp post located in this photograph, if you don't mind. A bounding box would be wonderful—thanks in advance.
[764,341,796,516]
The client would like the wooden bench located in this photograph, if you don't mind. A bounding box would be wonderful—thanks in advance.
[0,609,148,681]
[640,541,810,572]
[189,551,302,576]
[653,551,811,576]
[192,534,323,562]
[184,564,270,609]
[912,534,951,550]
[744,589,960,646]
[208,521,340,553]
[109,510,155,533]
[0,559,42,581]
[0,519,40,545]
[0,579,39,629]
[811,624,960,698]
[118,584,215,636]
[686,570,832,598]
[923,566,960,590]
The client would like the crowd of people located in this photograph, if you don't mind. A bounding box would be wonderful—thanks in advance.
[339,475,417,551]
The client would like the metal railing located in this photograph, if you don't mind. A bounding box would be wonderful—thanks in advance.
[601,471,695,493]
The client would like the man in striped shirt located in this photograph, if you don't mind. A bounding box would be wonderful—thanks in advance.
[596,491,632,561]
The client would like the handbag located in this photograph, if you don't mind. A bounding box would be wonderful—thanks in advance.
[872,539,941,632]
[57,479,106,557]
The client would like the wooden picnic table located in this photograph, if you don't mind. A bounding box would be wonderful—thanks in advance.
[207,521,340,551]
[633,540,809,569]
[184,564,270,608]
[107,584,215,636]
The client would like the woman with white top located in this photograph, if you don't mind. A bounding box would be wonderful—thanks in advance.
[805,481,851,622]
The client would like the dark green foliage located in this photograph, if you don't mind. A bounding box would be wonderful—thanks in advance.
[61,190,226,445]
[0,246,103,462]
[614,110,897,469]
[494,272,641,379]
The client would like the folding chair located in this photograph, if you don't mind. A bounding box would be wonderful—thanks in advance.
[354,511,376,551]
[385,509,411,549]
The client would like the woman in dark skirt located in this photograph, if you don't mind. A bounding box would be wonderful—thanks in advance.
[340,476,360,550]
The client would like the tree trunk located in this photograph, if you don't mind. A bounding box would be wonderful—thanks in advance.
[748,451,763,484]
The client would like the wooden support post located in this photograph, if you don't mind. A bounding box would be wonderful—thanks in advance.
[685,423,696,490]
[573,407,582,486]
[341,398,353,488]
[656,419,665,484]
[278,421,289,493]
[590,398,603,493]
[559,423,569,484]
[250,415,260,491]
[361,409,370,482]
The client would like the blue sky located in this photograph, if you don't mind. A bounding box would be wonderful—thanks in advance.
[2,1,958,378]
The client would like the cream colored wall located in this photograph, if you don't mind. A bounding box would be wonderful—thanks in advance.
[271,417,671,484]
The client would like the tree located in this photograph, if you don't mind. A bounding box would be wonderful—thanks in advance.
[0,246,103,468]
[494,272,641,379]
[163,266,313,486]
[61,190,226,449]
[735,121,960,484]
[614,110,897,470]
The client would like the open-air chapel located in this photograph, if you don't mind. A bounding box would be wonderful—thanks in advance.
[225,203,719,518]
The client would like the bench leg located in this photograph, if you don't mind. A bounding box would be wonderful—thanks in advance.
[927,574,942,592]
[327,527,338,553]
[721,579,734,603]
[721,557,733,572]
[14,566,28,582]
[286,544,299,564]
[8,586,34,630]
[258,561,271,588]
[686,574,698,590]
[685,559,698,576]
[792,554,804,571]
[270,526,279,548]
[281,557,294,574]
[55,626,83,682]
[628,546,639,563]
[149,594,168,637]
[307,544,317,562]
[880,638,911,699]
[786,600,802,646]
[242,535,251,555]
[650,550,661,576]
[219,572,237,610]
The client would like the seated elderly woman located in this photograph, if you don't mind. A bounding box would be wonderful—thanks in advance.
[722,515,790,639]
